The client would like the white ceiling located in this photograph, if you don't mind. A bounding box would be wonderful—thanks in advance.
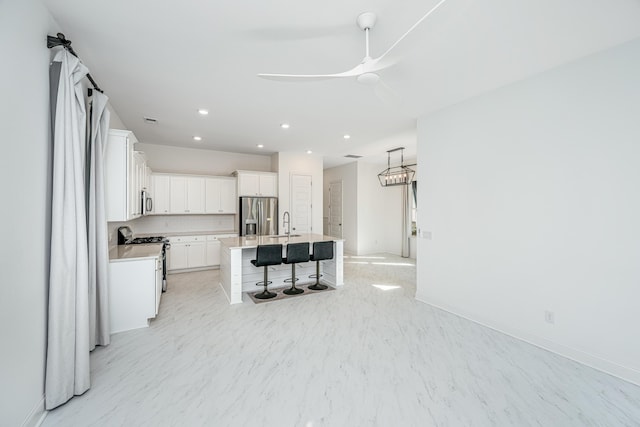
[44,0,640,168]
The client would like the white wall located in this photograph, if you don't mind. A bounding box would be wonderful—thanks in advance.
[0,0,56,425]
[323,163,358,254]
[356,162,403,256]
[322,161,404,256]
[106,104,126,130]
[128,214,235,235]
[136,142,272,175]
[417,38,640,385]
[273,152,323,235]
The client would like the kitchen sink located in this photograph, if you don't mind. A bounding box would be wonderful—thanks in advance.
[269,234,302,239]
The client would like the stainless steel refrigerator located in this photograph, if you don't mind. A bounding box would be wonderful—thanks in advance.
[239,197,278,236]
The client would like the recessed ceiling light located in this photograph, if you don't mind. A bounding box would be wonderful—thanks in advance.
[280,123,290,129]
[343,134,351,140]
[193,136,202,141]
[306,150,313,154]
[198,109,209,115]
[257,144,264,148]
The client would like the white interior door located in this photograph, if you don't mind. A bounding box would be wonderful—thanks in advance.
[290,174,312,234]
[329,181,343,238]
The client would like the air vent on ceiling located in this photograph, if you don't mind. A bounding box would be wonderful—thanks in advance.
[143,117,158,124]
[344,154,362,159]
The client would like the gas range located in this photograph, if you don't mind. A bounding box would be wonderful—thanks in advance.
[128,236,169,245]
[117,226,170,292]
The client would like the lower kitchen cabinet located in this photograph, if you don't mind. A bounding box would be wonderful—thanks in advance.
[168,242,189,270]
[206,237,221,266]
[188,241,207,267]
[167,236,207,270]
[168,234,237,271]
[109,255,162,334]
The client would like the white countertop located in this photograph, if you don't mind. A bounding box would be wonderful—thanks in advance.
[219,233,343,250]
[109,243,163,262]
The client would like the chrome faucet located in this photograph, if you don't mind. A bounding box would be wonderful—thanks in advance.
[283,211,291,236]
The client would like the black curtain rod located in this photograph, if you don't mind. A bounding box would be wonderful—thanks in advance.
[47,32,103,93]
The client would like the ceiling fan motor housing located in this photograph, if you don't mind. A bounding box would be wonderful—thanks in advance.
[357,12,377,30]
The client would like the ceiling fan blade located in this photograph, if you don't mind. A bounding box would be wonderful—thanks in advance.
[373,79,402,109]
[258,63,365,82]
[363,56,398,73]
[375,0,450,63]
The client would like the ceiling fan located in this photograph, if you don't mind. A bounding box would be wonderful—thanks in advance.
[257,0,450,102]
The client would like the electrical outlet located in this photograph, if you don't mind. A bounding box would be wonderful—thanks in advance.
[544,310,555,324]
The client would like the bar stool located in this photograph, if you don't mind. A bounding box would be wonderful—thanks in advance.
[308,241,334,290]
[282,242,310,295]
[251,244,283,299]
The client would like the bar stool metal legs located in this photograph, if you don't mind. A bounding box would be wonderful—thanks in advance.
[282,242,309,295]
[255,264,276,299]
[309,241,334,291]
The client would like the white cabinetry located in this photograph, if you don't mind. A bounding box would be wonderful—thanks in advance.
[205,234,238,266]
[235,171,277,197]
[169,176,205,214]
[105,129,141,222]
[206,236,221,266]
[168,242,188,270]
[151,173,236,215]
[131,151,146,217]
[205,177,237,214]
[168,235,207,270]
[108,254,162,334]
[152,174,171,214]
[168,234,237,270]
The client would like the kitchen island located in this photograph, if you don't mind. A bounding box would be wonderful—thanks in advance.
[218,234,344,304]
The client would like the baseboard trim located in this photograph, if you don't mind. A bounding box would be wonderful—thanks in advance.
[415,292,640,387]
[22,395,47,427]
[219,281,231,304]
[168,266,219,274]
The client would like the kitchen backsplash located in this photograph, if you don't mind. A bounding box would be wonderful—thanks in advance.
[108,215,236,249]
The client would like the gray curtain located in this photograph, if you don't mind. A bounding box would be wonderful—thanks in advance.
[401,185,411,258]
[88,91,111,350]
[46,49,91,409]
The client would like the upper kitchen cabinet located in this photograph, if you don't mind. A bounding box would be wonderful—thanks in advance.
[152,174,171,214]
[170,175,205,214]
[235,171,278,197]
[105,129,144,222]
[205,177,237,214]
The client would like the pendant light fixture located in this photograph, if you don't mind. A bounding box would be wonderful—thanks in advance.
[377,147,415,187]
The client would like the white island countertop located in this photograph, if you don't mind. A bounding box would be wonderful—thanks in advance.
[219,233,343,250]
[109,243,163,262]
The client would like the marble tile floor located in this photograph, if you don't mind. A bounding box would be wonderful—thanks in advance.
[42,254,640,427]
